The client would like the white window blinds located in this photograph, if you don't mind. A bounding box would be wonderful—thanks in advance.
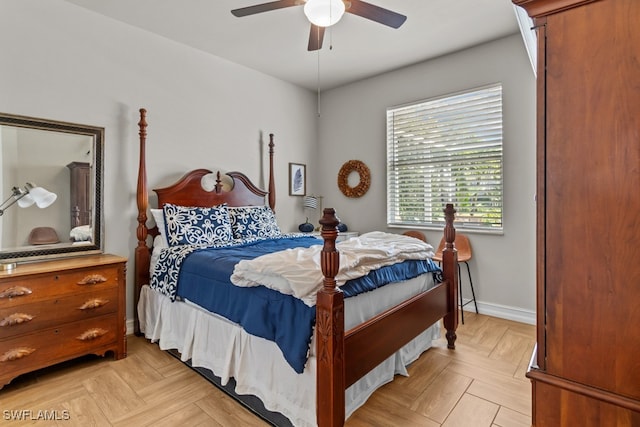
[386,83,503,230]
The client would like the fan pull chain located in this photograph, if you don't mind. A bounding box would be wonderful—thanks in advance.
[329,4,334,50]
[329,25,334,50]
[316,27,322,117]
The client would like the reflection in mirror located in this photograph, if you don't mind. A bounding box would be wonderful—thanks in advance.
[0,113,103,263]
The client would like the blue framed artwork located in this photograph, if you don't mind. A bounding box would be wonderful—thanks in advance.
[289,163,306,196]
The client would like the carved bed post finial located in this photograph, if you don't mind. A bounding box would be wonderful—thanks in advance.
[134,108,150,335]
[316,207,345,427]
[215,171,223,193]
[319,208,340,291]
[442,203,459,349]
[444,203,456,251]
[268,134,276,211]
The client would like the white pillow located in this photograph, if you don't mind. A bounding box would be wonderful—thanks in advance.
[150,235,165,274]
[150,208,169,248]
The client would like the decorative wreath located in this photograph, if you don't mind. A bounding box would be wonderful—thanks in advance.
[337,160,371,198]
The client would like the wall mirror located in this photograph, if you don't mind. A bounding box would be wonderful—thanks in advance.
[0,112,104,264]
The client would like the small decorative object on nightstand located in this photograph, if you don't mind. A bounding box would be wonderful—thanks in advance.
[298,218,314,233]
[332,210,347,232]
[0,254,127,389]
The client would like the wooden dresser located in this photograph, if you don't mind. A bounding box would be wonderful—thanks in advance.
[0,254,127,389]
[513,0,640,425]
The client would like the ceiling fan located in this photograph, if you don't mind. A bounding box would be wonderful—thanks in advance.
[231,0,407,51]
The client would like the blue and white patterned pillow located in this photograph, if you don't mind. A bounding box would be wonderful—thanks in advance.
[162,203,233,247]
[229,205,281,240]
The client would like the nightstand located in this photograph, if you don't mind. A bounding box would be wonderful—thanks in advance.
[0,254,127,389]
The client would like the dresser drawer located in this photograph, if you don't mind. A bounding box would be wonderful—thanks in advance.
[0,265,120,309]
[0,287,119,338]
[0,314,119,380]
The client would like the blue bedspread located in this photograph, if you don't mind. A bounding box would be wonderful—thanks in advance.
[151,236,441,373]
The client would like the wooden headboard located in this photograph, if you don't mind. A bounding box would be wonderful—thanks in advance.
[133,108,276,332]
[154,169,271,209]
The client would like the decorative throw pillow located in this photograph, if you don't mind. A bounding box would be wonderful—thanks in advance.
[229,205,281,240]
[162,203,233,247]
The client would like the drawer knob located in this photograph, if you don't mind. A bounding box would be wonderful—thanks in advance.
[0,286,33,299]
[77,274,107,285]
[0,313,35,327]
[0,347,35,362]
[76,328,108,341]
[78,299,109,310]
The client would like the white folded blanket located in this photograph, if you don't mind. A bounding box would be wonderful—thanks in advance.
[230,231,434,306]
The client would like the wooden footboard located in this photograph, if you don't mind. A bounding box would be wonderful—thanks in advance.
[316,206,458,427]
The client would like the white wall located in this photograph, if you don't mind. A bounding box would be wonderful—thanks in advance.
[0,0,317,322]
[317,34,537,323]
[1,1,537,325]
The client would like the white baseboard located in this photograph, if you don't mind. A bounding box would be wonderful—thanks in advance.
[126,319,135,335]
[461,299,536,325]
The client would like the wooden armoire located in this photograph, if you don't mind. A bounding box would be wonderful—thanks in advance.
[67,161,91,228]
[514,0,640,425]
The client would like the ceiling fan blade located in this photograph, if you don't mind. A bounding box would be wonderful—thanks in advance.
[346,0,407,29]
[231,0,301,17]
[308,25,325,51]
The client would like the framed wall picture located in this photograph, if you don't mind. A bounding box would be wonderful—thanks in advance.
[289,163,306,196]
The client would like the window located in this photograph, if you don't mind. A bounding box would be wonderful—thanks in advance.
[386,83,503,231]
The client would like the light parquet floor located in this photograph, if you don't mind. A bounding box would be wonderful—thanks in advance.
[0,313,535,427]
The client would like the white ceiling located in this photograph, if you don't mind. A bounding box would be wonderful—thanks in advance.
[63,0,521,91]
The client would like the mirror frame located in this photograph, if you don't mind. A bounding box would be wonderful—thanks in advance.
[0,112,104,263]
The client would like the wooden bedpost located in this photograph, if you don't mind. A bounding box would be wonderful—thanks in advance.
[134,108,150,335]
[316,208,344,427]
[268,133,275,211]
[441,203,459,349]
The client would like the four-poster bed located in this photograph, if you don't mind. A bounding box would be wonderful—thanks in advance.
[133,108,459,426]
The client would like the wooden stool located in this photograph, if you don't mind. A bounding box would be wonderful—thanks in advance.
[433,233,478,324]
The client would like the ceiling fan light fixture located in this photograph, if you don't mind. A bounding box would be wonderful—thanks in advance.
[304,0,345,27]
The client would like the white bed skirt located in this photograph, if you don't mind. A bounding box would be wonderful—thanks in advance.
[138,274,439,427]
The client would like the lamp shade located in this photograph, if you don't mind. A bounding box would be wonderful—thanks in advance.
[304,0,345,27]
[17,194,35,208]
[28,186,57,208]
[303,195,319,210]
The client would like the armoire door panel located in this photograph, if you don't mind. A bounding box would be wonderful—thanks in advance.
[543,0,640,400]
